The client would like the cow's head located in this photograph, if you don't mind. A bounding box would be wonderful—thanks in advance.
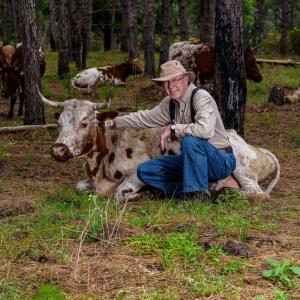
[123,57,143,75]
[244,47,263,82]
[0,66,22,98]
[37,89,112,162]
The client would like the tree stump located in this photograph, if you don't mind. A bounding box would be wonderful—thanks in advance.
[268,85,300,105]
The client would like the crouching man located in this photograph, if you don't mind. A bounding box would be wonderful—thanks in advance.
[114,60,239,200]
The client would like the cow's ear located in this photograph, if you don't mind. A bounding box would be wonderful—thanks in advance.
[54,112,61,120]
[96,111,119,122]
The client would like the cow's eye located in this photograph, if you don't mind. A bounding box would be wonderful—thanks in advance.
[80,122,88,128]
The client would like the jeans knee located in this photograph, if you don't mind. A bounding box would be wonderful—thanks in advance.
[137,162,146,181]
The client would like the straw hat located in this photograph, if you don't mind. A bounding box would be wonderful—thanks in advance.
[152,60,195,83]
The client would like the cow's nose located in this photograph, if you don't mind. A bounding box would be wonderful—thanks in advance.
[51,143,73,161]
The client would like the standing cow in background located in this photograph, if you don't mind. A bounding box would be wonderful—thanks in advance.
[0,43,46,118]
[71,58,142,97]
[169,41,263,86]
[0,45,15,68]
[38,90,279,202]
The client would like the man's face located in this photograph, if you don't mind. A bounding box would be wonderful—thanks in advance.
[164,74,189,101]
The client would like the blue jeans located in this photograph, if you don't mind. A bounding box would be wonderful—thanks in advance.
[137,135,236,198]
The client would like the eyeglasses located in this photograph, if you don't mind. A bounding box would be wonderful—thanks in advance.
[164,74,187,86]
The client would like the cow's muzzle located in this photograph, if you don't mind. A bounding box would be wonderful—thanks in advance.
[51,143,73,161]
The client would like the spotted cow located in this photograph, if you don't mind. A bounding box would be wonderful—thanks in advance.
[71,58,143,96]
[169,41,263,86]
[39,91,280,202]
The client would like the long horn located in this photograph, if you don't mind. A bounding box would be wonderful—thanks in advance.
[93,90,112,109]
[36,85,65,108]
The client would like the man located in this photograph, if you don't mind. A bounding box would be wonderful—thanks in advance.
[114,60,239,200]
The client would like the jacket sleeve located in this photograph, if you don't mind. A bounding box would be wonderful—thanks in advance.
[115,97,171,128]
[176,92,216,139]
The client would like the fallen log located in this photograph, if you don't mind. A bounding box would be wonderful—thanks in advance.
[268,85,300,105]
[0,124,58,133]
[256,58,300,67]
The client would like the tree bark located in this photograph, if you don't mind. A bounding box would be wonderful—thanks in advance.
[252,0,266,46]
[279,0,289,56]
[128,0,138,59]
[1,0,10,45]
[58,0,70,76]
[143,0,156,77]
[214,0,247,136]
[159,0,172,66]
[120,0,129,52]
[86,0,93,51]
[11,0,20,43]
[49,0,56,51]
[179,0,189,41]
[199,0,215,44]
[20,0,45,125]
[110,0,116,50]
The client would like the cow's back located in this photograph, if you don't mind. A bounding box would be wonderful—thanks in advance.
[169,41,214,84]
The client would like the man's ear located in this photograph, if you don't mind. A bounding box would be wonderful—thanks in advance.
[96,111,119,122]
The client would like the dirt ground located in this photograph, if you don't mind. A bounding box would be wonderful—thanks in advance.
[0,81,299,299]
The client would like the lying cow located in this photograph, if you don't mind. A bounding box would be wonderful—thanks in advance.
[169,41,263,86]
[0,43,46,118]
[39,91,280,202]
[71,58,143,96]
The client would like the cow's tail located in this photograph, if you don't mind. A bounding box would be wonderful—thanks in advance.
[262,148,280,194]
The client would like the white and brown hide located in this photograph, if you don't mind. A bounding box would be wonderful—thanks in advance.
[71,58,142,96]
[49,97,280,202]
[169,41,263,86]
[51,101,180,201]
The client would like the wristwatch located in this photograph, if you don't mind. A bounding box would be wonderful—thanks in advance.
[170,124,176,134]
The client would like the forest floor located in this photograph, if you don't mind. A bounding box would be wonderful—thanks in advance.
[0,55,299,300]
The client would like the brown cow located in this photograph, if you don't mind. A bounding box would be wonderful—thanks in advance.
[38,91,280,202]
[169,41,263,85]
[0,43,46,118]
[71,58,143,96]
[0,45,15,68]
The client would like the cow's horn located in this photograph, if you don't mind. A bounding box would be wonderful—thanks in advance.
[36,86,65,108]
[93,91,112,109]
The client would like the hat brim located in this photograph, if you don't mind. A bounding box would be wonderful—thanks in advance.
[152,71,195,83]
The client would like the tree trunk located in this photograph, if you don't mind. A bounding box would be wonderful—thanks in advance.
[11,0,20,42]
[120,0,129,52]
[20,0,45,125]
[58,0,70,76]
[252,0,266,46]
[214,0,247,136]
[128,0,138,59]
[143,0,156,77]
[49,0,56,51]
[86,0,93,51]
[110,0,116,50]
[199,0,215,44]
[279,0,289,56]
[178,0,189,41]
[1,0,10,45]
[159,0,172,66]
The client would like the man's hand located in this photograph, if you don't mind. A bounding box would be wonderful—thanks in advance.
[160,126,171,152]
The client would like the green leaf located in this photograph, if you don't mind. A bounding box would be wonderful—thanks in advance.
[266,258,278,267]
[263,270,274,278]
[290,266,300,275]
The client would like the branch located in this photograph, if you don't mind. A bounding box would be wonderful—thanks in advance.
[0,124,58,133]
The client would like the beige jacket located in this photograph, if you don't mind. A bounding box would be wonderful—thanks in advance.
[115,83,231,149]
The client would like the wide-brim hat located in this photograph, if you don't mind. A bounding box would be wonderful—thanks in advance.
[152,60,195,83]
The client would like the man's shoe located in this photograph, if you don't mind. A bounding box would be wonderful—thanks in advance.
[186,190,211,202]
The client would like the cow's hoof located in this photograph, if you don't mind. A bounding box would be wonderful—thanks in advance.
[76,179,93,192]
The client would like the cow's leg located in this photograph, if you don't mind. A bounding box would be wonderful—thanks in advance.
[18,91,24,116]
[115,174,145,202]
[7,93,17,119]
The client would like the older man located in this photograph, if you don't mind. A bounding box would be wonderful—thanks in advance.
[114,60,238,200]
